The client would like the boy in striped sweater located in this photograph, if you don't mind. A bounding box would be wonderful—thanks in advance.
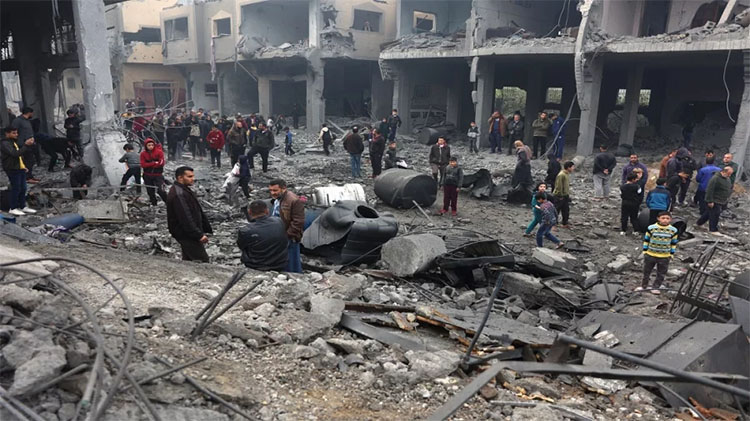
[638,211,679,294]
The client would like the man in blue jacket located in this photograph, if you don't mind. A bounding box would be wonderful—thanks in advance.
[645,178,672,225]
[694,157,721,215]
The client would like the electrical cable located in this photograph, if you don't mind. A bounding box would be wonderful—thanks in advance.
[723,49,736,123]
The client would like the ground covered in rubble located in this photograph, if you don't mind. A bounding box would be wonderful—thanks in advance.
[1,127,749,421]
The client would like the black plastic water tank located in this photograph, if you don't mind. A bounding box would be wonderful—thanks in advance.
[374,169,438,208]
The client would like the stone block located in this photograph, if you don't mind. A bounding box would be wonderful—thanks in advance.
[606,255,632,273]
[310,294,345,325]
[381,234,447,277]
[532,247,578,270]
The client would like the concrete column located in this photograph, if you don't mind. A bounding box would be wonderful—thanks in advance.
[306,53,325,130]
[446,75,461,126]
[617,65,644,156]
[309,0,320,48]
[392,64,413,135]
[73,0,127,186]
[370,66,393,120]
[524,67,544,146]
[0,76,8,128]
[473,58,495,147]
[729,49,750,174]
[576,58,604,156]
[258,76,272,119]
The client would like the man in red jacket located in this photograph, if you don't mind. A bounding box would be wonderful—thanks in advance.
[207,124,225,169]
[140,138,167,206]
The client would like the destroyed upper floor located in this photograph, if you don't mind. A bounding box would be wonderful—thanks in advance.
[381,0,750,60]
[159,0,398,66]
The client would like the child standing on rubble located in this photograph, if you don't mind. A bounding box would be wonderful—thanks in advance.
[284,127,294,156]
[524,183,549,237]
[639,211,678,295]
[439,157,463,217]
[535,193,564,249]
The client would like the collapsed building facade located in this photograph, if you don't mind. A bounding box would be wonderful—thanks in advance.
[381,0,750,171]
[159,0,398,129]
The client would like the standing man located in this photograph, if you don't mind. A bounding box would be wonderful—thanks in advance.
[696,150,715,171]
[695,166,734,234]
[248,122,274,173]
[227,120,247,166]
[378,117,389,141]
[553,161,575,228]
[621,154,649,185]
[167,166,212,262]
[722,153,739,186]
[659,148,678,178]
[387,109,402,142]
[11,107,39,183]
[291,103,301,129]
[151,112,165,145]
[506,112,524,155]
[531,111,551,159]
[206,124,225,169]
[343,126,364,178]
[429,137,451,185]
[694,157,720,215]
[549,113,566,159]
[1,127,37,216]
[319,124,333,156]
[487,111,506,154]
[237,200,289,271]
[369,128,385,178]
[64,109,84,158]
[593,144,616,200]
[269,179,304,273]
[140,138,168,206]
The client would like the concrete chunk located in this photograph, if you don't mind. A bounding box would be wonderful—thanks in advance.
[381,234,446,277]
[532,247,578,270]
[10,345,67,395]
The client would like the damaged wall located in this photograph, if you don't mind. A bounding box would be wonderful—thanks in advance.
[473,0,562,41]
[667,0,750,32]
[601,0,644,36]
[334,0,398,59]
[239,0,309,51]
[220,65,259,115]
[399,0,471,37]
[161,5,200,64]
[187,66,219,112]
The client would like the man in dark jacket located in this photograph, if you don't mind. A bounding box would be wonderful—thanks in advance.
[64,109,84,158]
[248,122,274,173]
[1,127,37,216]
[343,126,364,178]
[237,200,288,271]
[545,153,561,188]
[593,144,616,200]
[429,137,451,185]
[550,113,566,159]
[269,179,304,273]
[507,112,524,155]
[386,109,401,141]
[695,166,734,233]
[167,166,212,262]
[621,154,648,185]
[70,164,92,200]
[11,107,39,183]
[620,172,642,234]
[37,133,74,171]
[369,129,386,177]
[667,171,689,210]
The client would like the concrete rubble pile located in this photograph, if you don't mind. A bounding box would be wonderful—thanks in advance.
[1,126,749,420]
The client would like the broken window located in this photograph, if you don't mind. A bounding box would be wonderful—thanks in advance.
[352,9,381,32]
[122,27,161,44]
[413,11,436,33]
[66,77,76,90]
[165,17,188,41]
[205,83,218,97]
[546,87,562,104]
[213,17,231,37]
[616,89,651,107]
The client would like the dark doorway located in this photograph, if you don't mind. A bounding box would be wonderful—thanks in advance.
[271,80,305,116]
[641,0,670,35]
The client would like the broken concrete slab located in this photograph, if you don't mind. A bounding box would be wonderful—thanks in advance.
[273,310,336,344]
[323,272,364,300]
[10,343,66,395]
[381,234,447,277]
[405,349,460,380]
[75,199,128,223]
[0,284,51,312]
[310,294,345,325]
[606,255,631,273]
[0,238,60,274]
[532,247,578,270]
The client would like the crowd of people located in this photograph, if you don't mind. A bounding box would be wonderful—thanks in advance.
[1,100,744,291]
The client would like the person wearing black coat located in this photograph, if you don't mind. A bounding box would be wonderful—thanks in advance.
[545,153,561,188]
[70,164,92,200]
[369,129,386,177]
[593,144,616,199]
[167,166,213,262]
[343,127,365,178]
[237,201,288,271]
[620,172,643,233]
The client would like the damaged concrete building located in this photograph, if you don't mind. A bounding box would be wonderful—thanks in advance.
[380,0,750,171]
[159,0,397,129]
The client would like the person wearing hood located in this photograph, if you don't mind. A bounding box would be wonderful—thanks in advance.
[666,147,688,178]
[140,138,167,205]
[669,147,696,205]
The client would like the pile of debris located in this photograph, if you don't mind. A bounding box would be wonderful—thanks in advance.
[381,32,465,53]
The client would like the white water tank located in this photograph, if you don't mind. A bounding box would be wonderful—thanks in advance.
[312,184,367,207]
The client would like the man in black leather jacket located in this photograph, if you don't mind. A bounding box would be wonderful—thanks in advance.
[237,200,288,271]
